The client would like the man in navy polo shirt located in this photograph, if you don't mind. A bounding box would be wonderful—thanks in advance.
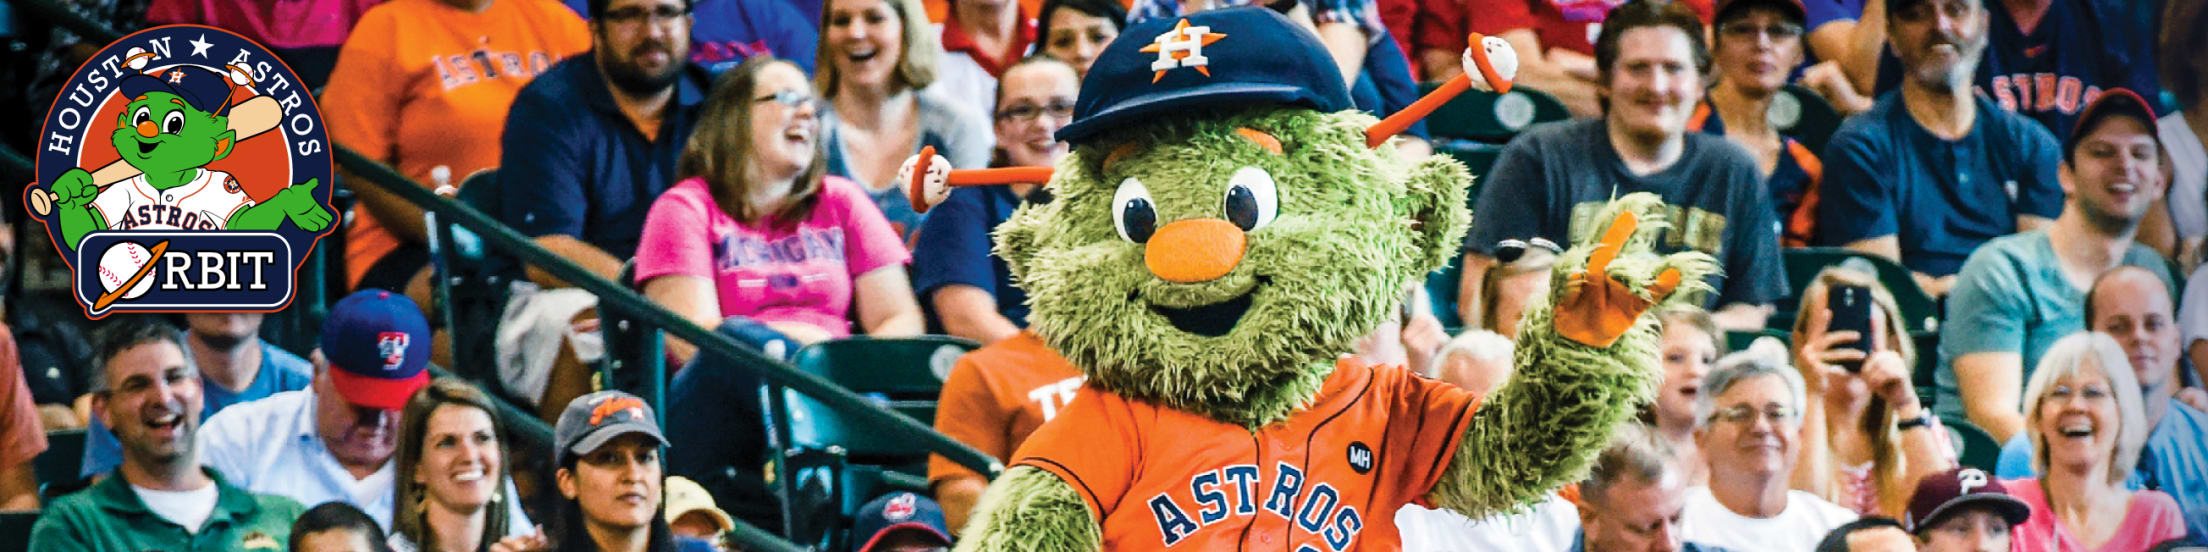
[1867,0,2158,137]
[1812,0,2062,296]
[498,0,710,420]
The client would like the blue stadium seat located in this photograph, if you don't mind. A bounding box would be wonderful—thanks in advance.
[1941,416,2003,473]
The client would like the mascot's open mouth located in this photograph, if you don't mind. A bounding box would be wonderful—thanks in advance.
[136,139,159,155]
[1146,276,1266,337]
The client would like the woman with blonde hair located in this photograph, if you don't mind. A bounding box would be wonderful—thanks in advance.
[2006,332,2185,551]
[391,379,535,551]
[815,0,994,244]
[1789,265,1954,517]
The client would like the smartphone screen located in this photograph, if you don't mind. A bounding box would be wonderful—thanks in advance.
[1828,285,1873,372]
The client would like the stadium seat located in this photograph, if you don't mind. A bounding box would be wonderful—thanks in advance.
[1779,248,1940,334]
[762,336,979,549]
[1723,328,1790,354]
[1941,416,2003,473]
[1773,85,1844,155]
[0,512,36,551]
[426,169,517,398]
[34,429,85,501]
[597,259,667,414]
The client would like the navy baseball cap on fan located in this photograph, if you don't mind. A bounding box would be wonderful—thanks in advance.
[851,492,951,552]
[118,65,236,117]
[2064,88,2162,163]
[1054,5,1352,145]
[1904,467,2030,534]
[554,390,667,466]
[1714,0,1805,24]
[319,290,432,410]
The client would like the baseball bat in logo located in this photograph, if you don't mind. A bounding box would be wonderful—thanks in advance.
[28,25,336,319]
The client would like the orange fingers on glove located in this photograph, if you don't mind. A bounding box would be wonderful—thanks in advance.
[1554,210,1659,348]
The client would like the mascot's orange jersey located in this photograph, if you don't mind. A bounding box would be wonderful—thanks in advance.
[1012,356,1481,551]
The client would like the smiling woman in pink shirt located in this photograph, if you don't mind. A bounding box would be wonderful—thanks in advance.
[637,55,923,364]
[2008,332,2186,552]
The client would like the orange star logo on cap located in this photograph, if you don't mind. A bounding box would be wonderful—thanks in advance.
[1140,18,1228,83]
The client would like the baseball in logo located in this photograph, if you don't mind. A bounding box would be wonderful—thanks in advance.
[28,25,335,319]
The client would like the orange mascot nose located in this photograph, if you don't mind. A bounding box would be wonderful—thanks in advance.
[1145,219,1247,283]
[136,121,159,137]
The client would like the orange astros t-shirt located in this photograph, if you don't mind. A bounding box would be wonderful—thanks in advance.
[1012,356,1481,551]
[319,0,587,286]
[928,331,1086,486]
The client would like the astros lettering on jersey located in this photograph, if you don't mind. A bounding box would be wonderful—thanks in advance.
[1012,357,1480,551]
[91,168,255,231]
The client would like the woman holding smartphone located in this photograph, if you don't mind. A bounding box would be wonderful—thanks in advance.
[1790,265,1955,517]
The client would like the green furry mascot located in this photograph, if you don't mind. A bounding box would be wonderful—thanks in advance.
[896,7,1716,550]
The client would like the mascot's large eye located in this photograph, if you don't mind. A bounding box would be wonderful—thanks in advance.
[132,107,152,128]
[1112,177,1157,243]
[161,111,185,135]
[1223,166,1279,231]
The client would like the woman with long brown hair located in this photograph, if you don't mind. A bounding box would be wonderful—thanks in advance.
[391,379,533,551]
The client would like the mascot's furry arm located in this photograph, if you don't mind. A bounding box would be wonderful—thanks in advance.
[1428,193,1719,517]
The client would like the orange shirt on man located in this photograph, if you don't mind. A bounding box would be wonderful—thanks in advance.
[320,0,588,287]
[928,331,1086,486]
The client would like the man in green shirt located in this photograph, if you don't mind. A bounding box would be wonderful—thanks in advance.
[29,319,303,551]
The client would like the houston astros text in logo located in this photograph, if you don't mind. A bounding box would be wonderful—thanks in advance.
[1141,19,1226,82]
[29,25,336,319]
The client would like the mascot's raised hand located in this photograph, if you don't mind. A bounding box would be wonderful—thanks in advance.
[908,8,1716,551]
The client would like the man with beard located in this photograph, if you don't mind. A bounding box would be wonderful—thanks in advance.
[1813,0,2063,297]
[1865,0,2159,138]
[196,291,533,532]
[80,313,314,480]
[1937,89,2180,445]
[497,0,709,423]
[30,319,305,551]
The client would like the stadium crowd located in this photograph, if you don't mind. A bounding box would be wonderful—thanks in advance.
[0,0,2205,549]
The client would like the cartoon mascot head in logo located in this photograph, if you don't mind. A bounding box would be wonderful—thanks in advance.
[900,6,1718,550]
[43,59,331,249]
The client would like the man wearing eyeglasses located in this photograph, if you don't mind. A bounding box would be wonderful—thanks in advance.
[1680,349,1858,552]
[497,0,712,437]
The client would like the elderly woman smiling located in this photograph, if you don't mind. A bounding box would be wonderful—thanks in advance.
[2007,332,2185,552]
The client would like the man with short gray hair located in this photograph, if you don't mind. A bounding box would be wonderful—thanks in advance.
[1682,347,1856,552]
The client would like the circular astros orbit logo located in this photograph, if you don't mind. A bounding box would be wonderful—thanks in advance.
[28,24,335,319]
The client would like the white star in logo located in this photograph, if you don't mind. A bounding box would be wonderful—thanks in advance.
[189,34,212,57]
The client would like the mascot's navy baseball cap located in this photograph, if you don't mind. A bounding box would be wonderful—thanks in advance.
[118,65,236,117]
[1056,5,1352,145]
[319,289,432,410]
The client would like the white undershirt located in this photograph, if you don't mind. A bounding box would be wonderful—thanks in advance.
[133,482,221,534]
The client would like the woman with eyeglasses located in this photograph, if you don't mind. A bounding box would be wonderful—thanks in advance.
[912,54,1078,345]
[816,0,995,246]
[638,54,923,362]
[1696,0,1820,246]
[2006,332,2184,552]
[1788,266,1955,517]
[389,379,535,552]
